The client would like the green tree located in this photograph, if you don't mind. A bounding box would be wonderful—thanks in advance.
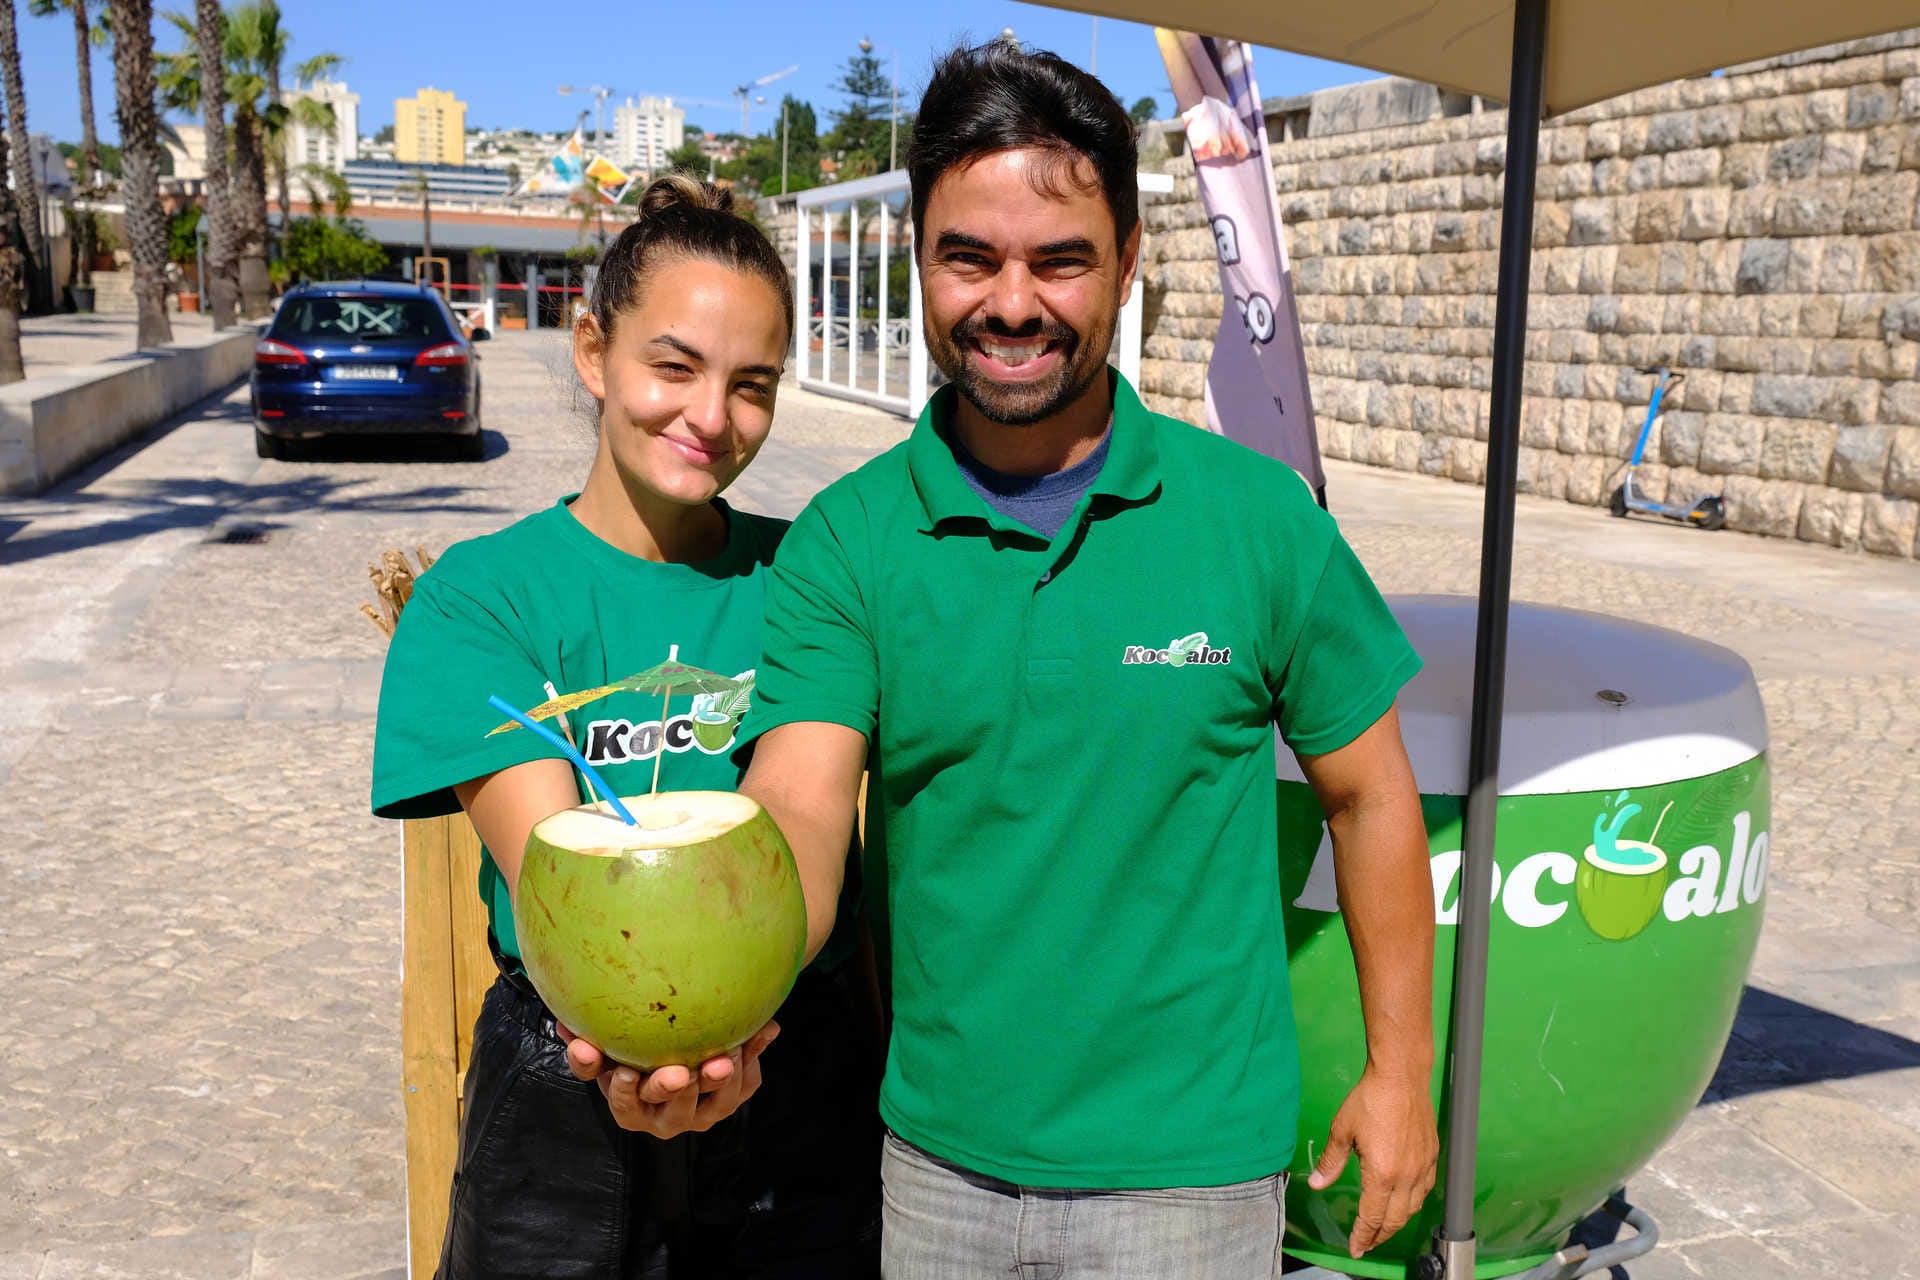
[372,121,391,144]
[666,134,705,171]
[1128,95,1159,126]
[827,42,890,174]
[277,212,384,282]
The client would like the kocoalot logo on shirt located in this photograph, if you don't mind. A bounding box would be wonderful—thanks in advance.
[1122,630,1233,667]
[582,668,755,763]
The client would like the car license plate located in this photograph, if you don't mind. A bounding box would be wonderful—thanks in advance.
[335,364,400,381]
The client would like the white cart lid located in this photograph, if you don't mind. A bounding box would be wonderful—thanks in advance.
[1277,595,1769,796]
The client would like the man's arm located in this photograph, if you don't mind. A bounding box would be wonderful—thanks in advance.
[1295,702,1439,1259]
[456,764,773,1136]
[738,720,869,964]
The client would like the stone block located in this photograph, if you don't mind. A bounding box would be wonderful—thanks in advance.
[1625,154,1664,193]
[1767,135,1824,181]
[1797,488,1866,547]
[1657,244,1696,293]
[1884,296,1920,341]
[1613,243,1659,293]
[1805,89,1849,130]
[1696,104,1743,147]
[1729,188,1778,235]
[1586,295,1621,333]
[1417,432,1451,476]
[1696,241,1743,293]
[1679,188,1730,239]
[1773,179,1852,236]
[1837,293,1888,337]
[1848,83,1898,129]
[1392,428,1422,472]
[1860,493,1920,555]
[1660,409,1705,466]
[1863,125,1907,173]
[1633,191,1682,241]
[1554,398,1591,453]
[1801,295,1844,340]
[1864,232,1920,290]
[1844,171,1920,234]
[1533,201,1572,249]
[1617,295,1665,334]
[1567,454,1610,505]
[1700,414,1765,474]
[1904,76,1920,120]
[1586,119,1623,158]
[1722,474,1805,538]
[1645,111,1697,152]
[1830,423,1895,490]
[1819,132,1868,176]
[1568,197,1616,245]
[1742,97,1809,141]
[1757,297,1801,338]
[1723,143,1769,189]
[1888,426,1920,496]
[1591,156,1632,195]
[1578,245,1620,293]
[1759,418,1838,483]
[1816,237,1867,292]
[1451,437,1488,483]
[1735,240,1792,294]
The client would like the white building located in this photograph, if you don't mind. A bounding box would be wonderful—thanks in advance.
[283,79,361,171]
[611,96,684,175]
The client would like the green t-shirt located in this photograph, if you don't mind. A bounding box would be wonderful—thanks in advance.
[372,496,788,969]
[740,371,1421,1188]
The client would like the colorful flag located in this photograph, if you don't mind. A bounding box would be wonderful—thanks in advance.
[1156,30,1325,496]
[584,155,633,203]
[516,129,589,196]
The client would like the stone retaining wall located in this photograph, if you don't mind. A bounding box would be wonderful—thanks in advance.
[1138,31,1920,557]
[0,327,258,496]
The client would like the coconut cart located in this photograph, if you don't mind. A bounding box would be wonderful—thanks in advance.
[1033,2,1915,1276]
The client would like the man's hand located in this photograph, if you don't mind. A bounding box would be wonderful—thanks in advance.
[555,1019,780,1137]
[1307,1067,1439,1258]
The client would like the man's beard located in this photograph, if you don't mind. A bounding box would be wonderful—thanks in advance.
[927,309,1115,427]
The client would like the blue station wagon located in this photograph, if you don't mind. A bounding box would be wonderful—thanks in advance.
[251,281,486,460]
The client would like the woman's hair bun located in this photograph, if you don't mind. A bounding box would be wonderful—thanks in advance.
[639,172,735,218]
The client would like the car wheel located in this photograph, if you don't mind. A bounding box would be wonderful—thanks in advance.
[255,428,287,460]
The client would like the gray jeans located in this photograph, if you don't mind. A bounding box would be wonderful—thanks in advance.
[879,1130,1287,1280]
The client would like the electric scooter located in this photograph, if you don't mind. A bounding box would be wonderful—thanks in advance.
[1609,365,1727,531]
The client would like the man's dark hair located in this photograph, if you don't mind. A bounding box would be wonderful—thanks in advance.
[908,39,1138,249]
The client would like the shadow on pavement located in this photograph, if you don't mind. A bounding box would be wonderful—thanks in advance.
[294,429,510,464]
[0,471,508,565]
[1705,984,1920,1103]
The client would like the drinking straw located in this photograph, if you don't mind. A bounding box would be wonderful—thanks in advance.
[487,693,637,826]
[544,680,604,812]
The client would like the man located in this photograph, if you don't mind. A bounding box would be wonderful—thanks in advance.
[588,39,1438,1277]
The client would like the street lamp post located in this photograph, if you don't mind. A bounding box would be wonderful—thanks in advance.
[781,98,790,195]
[859,37,900,172]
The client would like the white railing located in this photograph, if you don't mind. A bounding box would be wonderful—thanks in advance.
[792,170,1174,419]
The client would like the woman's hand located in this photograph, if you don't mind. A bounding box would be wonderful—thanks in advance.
[555,1019,781,1136]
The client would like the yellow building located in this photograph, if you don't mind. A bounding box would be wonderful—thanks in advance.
[394,87,467,166]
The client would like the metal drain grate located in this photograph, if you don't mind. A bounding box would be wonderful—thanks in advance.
[208,526,272,545]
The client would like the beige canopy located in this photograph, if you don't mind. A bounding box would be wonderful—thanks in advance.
[1052,0,1917,117]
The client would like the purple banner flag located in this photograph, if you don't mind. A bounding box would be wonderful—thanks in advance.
[1156,30,1325,494]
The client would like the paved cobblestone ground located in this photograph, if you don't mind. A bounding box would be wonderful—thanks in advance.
[14,313,219,378]
[0,329,1915,1277]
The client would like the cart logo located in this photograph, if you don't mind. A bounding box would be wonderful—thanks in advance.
[1292,792,1769,938]
[1122,630,1232,667]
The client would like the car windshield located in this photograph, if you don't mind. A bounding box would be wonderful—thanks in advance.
[275,295,448,343]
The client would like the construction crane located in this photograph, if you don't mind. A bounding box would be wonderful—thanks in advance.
[734,65,798,135]
[557,84,616,153]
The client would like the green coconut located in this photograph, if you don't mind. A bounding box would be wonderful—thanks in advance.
[1574,839,1670,941]
[516,791,807,1069]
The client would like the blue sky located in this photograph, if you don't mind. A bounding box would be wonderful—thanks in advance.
[16,0,1375,150]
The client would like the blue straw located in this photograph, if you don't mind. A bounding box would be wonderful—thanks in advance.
[487,693,638,825]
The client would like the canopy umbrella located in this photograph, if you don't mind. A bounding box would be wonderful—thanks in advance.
[1033,3,1918,1276]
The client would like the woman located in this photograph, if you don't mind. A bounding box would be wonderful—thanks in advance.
[372,174,881,1279]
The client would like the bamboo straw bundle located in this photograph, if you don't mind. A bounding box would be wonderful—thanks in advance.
[360,547,438,637]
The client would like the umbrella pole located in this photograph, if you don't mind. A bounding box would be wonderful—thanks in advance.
[1437,1,1550,1278]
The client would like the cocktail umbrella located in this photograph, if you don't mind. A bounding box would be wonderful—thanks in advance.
[1028,3,1918,1275]
[491,646,742,795]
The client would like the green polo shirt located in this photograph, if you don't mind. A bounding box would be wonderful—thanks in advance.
[741,371,1420,1188]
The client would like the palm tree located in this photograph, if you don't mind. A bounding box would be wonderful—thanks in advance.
[108,0,172,345]
[0,0,49,313]
[256,0,341,229]
[191,0,235,326]
[0,120,25,381]
[28,1,107,293]
[158,2,338,317]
